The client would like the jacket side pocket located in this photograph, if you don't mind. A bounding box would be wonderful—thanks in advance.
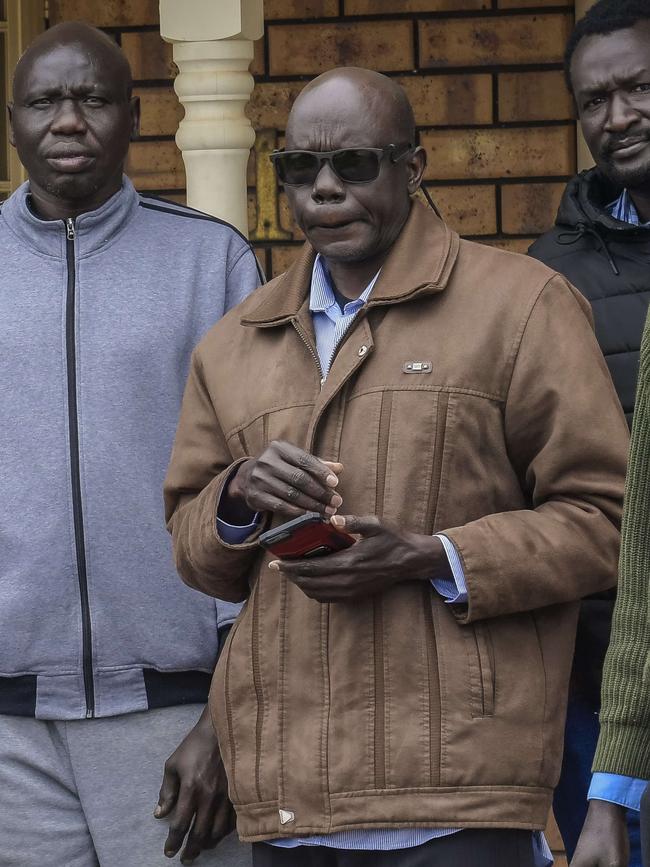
[463,621,495,718]
[210,612,244,803]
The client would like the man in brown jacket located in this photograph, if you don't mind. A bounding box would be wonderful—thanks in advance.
[164,68,629,866]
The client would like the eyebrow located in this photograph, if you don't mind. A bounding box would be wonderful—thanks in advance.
[22,82,110,100]
[578,67,650,97]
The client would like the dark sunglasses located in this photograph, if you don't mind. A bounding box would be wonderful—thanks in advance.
[270,143,413,186]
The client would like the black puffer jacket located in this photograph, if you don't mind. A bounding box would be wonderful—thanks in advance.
[530,168,650,426]
[530,168,649,703]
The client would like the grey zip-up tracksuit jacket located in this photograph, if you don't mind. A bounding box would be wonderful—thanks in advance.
[0,177,261,720]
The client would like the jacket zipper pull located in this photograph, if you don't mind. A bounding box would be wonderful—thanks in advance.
[66,217,75,241]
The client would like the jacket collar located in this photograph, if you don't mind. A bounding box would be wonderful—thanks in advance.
[241,199,460,327]
[0,175,140,258]
[556,168,650,236]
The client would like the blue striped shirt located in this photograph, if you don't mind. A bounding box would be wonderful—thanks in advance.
[608,188,650,227]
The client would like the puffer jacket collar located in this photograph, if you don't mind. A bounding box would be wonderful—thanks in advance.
[556,168,650,237]
[1,175,141,259]
[552,168,650,277]
[241,199,460,327]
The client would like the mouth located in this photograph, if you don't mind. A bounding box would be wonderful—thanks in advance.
[607,138,650,159]
[310,219,358,231]
[46,153,95,173]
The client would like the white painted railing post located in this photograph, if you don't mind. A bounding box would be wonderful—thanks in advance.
[159,0,264,236]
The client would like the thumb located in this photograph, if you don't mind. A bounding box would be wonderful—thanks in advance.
[155,765,179,818]
[331,514,382,537]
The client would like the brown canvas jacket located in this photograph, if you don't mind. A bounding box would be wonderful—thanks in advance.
[164,201,628,842]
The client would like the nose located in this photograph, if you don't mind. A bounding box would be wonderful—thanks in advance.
[605,92,639,133]
[311,160,345,204]
[50,99,87,136]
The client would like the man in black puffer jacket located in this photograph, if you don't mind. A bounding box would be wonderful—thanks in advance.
[530,169,650,426]
[529,2,650,863]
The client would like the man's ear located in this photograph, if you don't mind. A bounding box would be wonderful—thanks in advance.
[129,95,141,141]
[406,146,426,196]
[7,103,15,147]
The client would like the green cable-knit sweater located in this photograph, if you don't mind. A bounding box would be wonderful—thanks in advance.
[594,310,650,778]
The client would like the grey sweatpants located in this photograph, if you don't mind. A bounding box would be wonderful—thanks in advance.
[0,704,252,867]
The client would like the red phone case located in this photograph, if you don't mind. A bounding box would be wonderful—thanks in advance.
[259,514,354,559]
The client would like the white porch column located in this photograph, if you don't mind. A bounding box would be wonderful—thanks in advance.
[159,0,264,236]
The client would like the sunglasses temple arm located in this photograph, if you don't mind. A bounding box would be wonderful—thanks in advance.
[419,185,443,220]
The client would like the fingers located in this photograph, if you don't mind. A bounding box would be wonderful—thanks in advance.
[178,789,236,863]
[273,444,341,498]
[163,787,196,859]
[268,515,393,603]
[247,442,343,517]
[318,459,344,474]
[209,797,237,846]
[178,801,213,865]
[258,470,342,517]
[269,548,361,602]
[330,514,382,537]
[155,764,180,819]
[268,542,361,576]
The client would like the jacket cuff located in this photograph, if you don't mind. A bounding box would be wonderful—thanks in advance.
[213,457,270,551]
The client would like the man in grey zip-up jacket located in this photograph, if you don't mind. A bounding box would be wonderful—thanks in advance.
[1,22,259,867]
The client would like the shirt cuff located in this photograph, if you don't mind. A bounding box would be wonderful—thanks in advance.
[588,773,648,811]
[217,515,261,545]
[431,534,468,604]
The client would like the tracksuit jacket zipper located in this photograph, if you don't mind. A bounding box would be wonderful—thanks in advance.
[65,217,95,718]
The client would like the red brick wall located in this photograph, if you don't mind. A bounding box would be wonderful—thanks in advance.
[49,0,577,282]
[251,0,576,277]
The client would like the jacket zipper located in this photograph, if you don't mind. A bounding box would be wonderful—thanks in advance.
[292,319,325,387]
[425,393,449,534]
[65,217,95,719]
[375,391,393,516]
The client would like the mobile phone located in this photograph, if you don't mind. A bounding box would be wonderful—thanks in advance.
[258,512,355,559]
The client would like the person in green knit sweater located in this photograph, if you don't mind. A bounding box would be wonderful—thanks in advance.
[572,310,650,867]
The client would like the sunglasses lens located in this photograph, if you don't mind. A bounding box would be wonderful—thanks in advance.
[276,152,321,185]
[273,148,384,185]
[332,149,381,182]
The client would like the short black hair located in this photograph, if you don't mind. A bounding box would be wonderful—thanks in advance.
[565,0,650,92]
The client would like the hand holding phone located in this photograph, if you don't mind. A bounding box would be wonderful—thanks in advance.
[259,513,355,559]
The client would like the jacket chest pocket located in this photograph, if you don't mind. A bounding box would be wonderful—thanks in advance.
[227,404,316,460]
[463,621,495,717]
[343,388,450,532]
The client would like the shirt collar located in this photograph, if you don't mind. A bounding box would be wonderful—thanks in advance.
[309,253,380,314]
[607,188,650,227]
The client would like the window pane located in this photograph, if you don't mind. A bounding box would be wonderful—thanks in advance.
[0,31,6,183]
[0,3,5,21]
